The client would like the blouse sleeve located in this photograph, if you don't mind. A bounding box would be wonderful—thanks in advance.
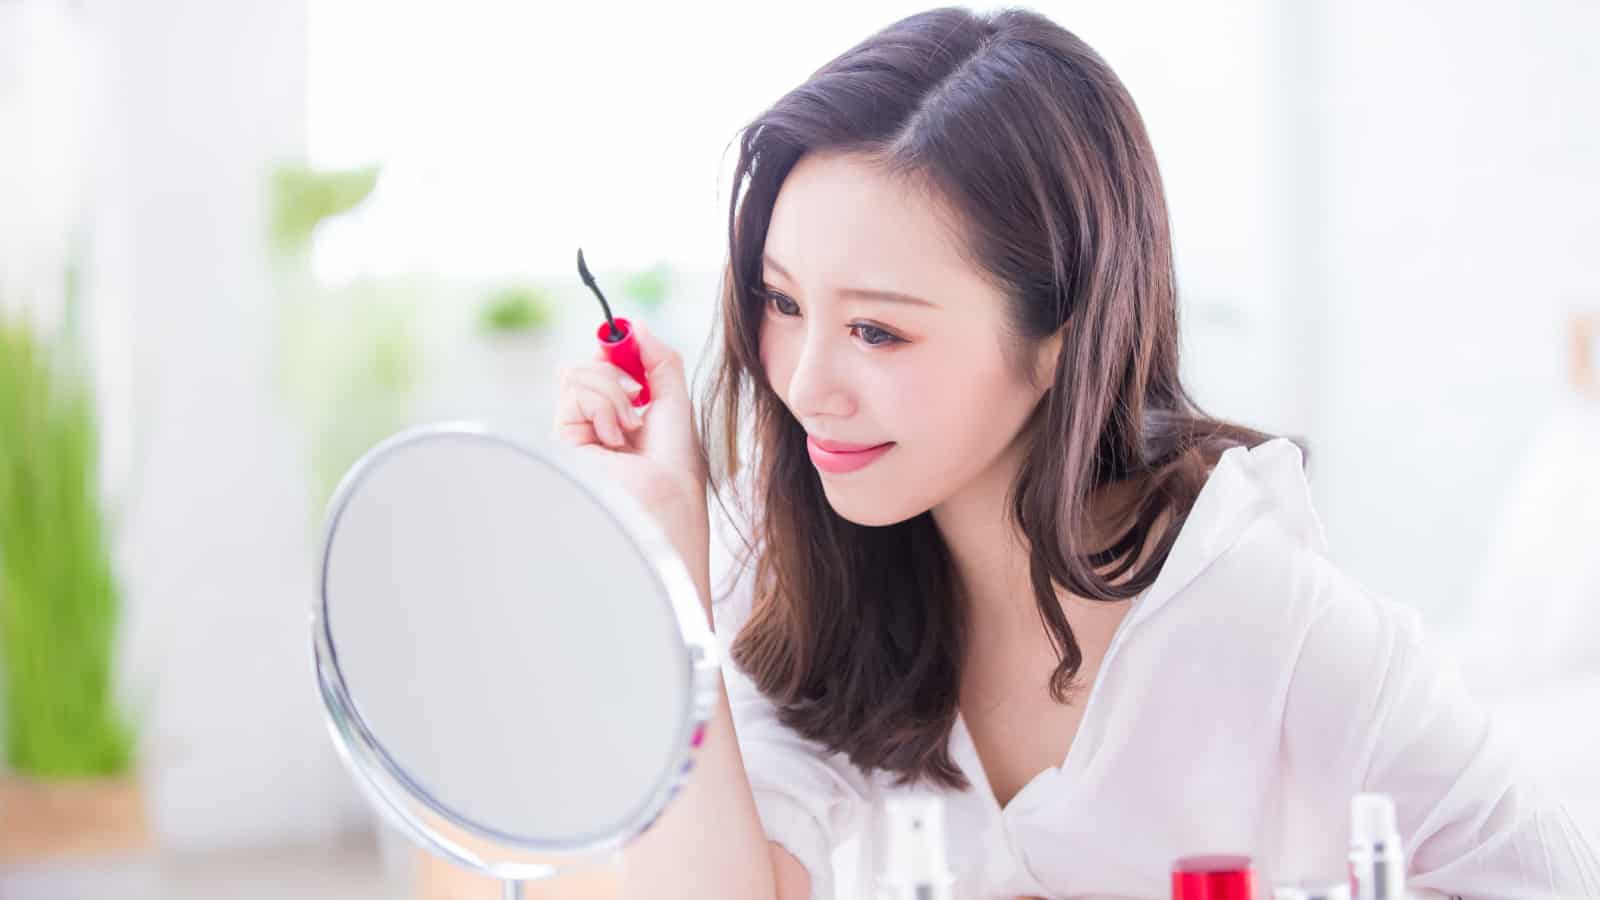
[711,557,875,900]
[1282,560,1600,900]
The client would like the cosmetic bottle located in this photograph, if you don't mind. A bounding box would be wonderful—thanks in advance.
[879,792,955,900]
[1171,854,1255,900]
[1348,793,1406,900]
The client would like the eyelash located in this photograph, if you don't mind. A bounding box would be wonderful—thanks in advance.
[760,289,904,347]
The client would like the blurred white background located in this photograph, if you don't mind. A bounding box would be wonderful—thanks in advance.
[2,0,1596,895]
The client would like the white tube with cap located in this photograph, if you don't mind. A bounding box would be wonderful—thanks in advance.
[879,791,955,900]
[1349,793,1407,900]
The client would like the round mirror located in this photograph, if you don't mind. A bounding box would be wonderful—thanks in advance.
[310,422,719,896]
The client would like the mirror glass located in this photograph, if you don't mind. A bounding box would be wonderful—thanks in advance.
[312,423,717,884]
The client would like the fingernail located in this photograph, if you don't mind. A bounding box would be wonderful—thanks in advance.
[619,376,642,394]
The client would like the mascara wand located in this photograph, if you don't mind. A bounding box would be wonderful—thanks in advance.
[576,248,651,406]
[577,248,621,341]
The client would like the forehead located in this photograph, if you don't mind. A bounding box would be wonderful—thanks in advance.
[763,152,978,291]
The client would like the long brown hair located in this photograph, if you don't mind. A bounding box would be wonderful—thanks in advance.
[698,6,1292,791]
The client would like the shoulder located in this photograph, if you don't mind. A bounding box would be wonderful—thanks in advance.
[1184,489,1450,781]
[1132,436,1425,679]
[1131,437,1339,636]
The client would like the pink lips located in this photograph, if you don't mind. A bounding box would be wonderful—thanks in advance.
[807,435,895,474]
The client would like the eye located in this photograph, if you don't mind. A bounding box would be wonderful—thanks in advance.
[850,324,902,347]
[763,289,800,317]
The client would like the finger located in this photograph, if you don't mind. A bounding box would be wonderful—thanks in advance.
[576,389,629,448]
[558,366,644,432]
[624,319,686,397]
[564,363,643,414]
[596,405,625,447]
[554,420,599,447]
[563,368,636,432]
[553,370,598,446]
[553,392,610,448]
[582,350,648,404]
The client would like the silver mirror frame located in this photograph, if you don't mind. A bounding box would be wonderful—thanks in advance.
[310,421,722,885]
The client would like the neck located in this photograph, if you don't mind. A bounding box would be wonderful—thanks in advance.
[930,433,1034,650]
[930,432,1141,660]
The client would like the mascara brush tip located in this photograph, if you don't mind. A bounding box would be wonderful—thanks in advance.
[577,247,621,339]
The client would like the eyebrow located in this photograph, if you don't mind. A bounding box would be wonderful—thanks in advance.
[762,254,938,309]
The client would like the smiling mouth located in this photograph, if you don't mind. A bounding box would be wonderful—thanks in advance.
[807,435,891,453]
[806,436,896,474]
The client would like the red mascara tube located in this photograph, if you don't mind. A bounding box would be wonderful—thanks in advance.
[596,317,650,407]
[578,249,651,407]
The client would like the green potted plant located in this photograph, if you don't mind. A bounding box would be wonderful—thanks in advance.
[267,161,431,512]
[479,282,556,337]
[0,309,145,868]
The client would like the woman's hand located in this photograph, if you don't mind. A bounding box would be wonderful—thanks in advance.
[551,319,709,547]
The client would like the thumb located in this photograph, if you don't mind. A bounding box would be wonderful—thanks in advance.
[628,318,689,409]
[626,319,706,485]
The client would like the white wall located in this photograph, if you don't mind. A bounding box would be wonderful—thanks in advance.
[1310,0,1600,621]
[94,0,367,850]
[0,0,84,332]
[1061,1,1300,440]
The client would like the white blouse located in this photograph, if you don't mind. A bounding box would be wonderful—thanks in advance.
[709,438,1600,900]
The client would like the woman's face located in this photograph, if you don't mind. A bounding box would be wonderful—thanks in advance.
[758,151,1057,527]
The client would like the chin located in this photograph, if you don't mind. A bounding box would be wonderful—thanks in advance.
[818,480,928,528]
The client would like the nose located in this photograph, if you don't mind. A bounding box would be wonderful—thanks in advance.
[781,326,857,423]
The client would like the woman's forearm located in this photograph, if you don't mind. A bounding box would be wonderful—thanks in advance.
[618,520,787,900]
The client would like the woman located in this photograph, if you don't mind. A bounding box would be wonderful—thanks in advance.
[553,7,1599,899]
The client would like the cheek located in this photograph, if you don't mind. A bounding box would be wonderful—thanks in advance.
[757,325,793,400]
[876,363,941,433]
[904,356,1030,451]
